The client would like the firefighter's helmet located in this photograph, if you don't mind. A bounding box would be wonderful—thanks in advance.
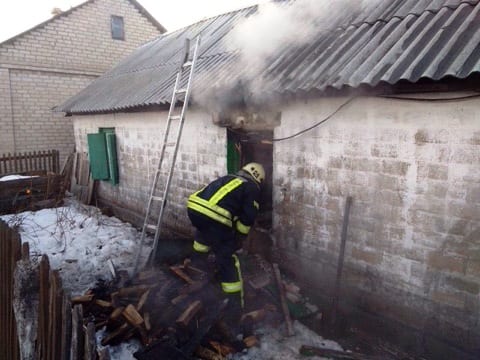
[242,162,265,185]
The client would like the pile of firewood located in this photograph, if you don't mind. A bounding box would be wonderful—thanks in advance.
[71,256,294,359]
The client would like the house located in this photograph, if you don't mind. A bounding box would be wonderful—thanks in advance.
[58,0,480,358]
[0,0,166,164]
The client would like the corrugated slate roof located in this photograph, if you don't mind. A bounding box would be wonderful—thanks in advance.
[58,0,480,114]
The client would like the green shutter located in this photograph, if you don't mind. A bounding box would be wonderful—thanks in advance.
[227,139,241,174]
[87,133,110,180]
[105,132,119,185]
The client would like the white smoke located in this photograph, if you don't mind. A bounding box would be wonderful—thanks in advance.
[226,0,370,76]
[194,0,377,112]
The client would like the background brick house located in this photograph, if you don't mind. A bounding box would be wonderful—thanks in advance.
[0,0,166,164]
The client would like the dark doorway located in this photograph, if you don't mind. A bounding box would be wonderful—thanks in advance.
[227,128,273,231]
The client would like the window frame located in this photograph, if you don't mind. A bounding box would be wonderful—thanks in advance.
[111,15,125,40]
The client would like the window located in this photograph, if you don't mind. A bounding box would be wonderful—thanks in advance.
[111,15,125,40]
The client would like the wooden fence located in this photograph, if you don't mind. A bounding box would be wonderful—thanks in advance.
[0,220,21,360]
[0,150,60,176]
[0,220,99,360]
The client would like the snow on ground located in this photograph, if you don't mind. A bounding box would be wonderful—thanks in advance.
[0,198,151,295]
[1,199,342,359]
[0,174,39,181]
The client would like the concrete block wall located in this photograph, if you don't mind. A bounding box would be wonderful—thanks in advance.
[0,69,14,152]
[72,109,226,232]
[8,70,94,157]
[0,0,163,162]
[274,95,480,357]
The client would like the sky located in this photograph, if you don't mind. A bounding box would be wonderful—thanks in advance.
[0,195,342,359]
[0,0,268,43]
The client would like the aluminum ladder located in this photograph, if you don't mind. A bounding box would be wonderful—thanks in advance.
[133,36,201,275]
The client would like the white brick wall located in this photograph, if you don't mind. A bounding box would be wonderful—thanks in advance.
[0,69,14,152]
[274,94,480,353]
[72,108,226,231]
[0,0,163,161]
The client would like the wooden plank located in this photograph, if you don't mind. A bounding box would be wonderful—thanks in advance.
[273,263,294,337]
[47,150,52,173]
[0,223,7,359]
[331,196,353,326]
[85,322,97,360]
[37,255,50,360]
[50,270,64,360]
[42,150,47,172]
[61,295,72,360]
[71,305,84,360]
[33,151,37,172]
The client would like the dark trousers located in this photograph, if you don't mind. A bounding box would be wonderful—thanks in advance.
[188,210,239,284]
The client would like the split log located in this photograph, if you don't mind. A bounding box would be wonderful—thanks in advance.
[109,307,124,322]
[171,294,189,306]
[144,312,151,331]
[243,336,258,348]
[195,346,224,360]
[71,294,94,304]
[122,304,144,327]
[241,309,266,324]
[101,323,131,346]
[118,285,150,298]
[180,299,228,356]
[170,266,194,284]
[208,340,235,356]
[176,300,202,327]
[300,345,380,360]
[95,299,113,308]
[136,289,151,311]
[183,258,205,275]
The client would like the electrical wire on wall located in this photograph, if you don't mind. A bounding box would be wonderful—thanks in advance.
[229,90,480,145]
[270,96,356,142]
[265,91,480,143]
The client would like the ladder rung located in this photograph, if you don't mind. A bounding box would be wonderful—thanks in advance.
[151,196,164,202]
[145,224,157,231]
[183,61,192,67]
[176,88,187,94]
[165,142,176,147]
[169,115,182,121]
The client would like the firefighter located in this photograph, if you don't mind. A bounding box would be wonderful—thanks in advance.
[186,162,265,307]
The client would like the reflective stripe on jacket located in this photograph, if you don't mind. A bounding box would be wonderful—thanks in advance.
[187,174,260,231]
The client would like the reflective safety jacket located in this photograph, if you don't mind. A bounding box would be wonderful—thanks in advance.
[187,174,260,235]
